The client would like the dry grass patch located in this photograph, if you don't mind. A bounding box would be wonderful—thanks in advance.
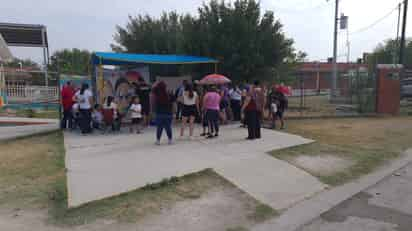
[0,131,65,208]
[271,117,412,185]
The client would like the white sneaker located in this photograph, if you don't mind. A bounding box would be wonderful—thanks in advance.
[155,140,161,145]
[168,139,173,145]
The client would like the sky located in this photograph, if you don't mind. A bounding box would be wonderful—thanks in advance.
[1,0,410,64]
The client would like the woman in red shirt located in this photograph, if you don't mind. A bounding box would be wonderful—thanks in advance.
[61,81,75,129]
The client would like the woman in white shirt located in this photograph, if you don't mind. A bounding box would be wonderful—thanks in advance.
[73,83,93,134]
[180,84,200,138]
[229,85,242,121]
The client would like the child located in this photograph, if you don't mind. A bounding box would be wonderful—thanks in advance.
[92,104,103,130]
[271,99,279,129]
[129,96,143,134]
[71,103,80,130]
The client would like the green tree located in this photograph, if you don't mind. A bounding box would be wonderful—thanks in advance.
[365,38,412,69]
[112,0,299,83]
[49,48,91,75]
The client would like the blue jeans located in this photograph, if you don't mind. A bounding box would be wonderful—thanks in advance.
[156,113,173,141]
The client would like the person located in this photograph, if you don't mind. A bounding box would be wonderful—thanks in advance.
[180,84,200,138]
[92,104,103,130]
[103,96,119,131]
[240,85,249,128]
[135,78,151,126]
[229,84,242,121]
[203,86,221,138]
[273,89,288,129]
[73,83,93,134]
[129,96,143,134]
[253,80,266,138]
[175,80,187,120]
[153,81,175,145]
[200,86,210,136]
[71,102,80,130]
[61,81,75,129]
[242,81,265,139]
[219,85,229,124]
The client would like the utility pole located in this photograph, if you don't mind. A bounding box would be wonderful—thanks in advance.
[395,3,402,64]
[331,0,339,100]
[399,0,408,66]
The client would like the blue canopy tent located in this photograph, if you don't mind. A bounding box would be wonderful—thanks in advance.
[91,52,218,66]
[91,52,218,102]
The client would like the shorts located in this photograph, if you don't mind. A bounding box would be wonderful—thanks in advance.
[275,110,284,119]
[206,109,219,122]
[142,101,150,116]
[131,118,142,124]
[182,105,197,117]
[220,100,229,111]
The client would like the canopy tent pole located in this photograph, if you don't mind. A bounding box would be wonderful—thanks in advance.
[98,57,104,104]
[41,27,50,110]
[0,64,6,106]
[214,63,218,73]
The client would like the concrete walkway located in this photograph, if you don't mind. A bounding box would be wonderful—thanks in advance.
[252,149,412,231]
[0,117,59,141]
[64,125,326,209]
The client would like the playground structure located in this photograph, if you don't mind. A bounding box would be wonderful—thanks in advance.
[0,23,51,109]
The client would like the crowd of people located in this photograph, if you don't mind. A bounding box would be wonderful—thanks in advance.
[60,78,289,144]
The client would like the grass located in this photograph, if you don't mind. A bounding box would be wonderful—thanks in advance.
[270,117,412,185]
[249,204,278,222]
[0,108,59,119]
[0,133,277,227]
[287,95,338,117]
[226,226,250,231]
[0,131,66,209]
[400,99,412,115]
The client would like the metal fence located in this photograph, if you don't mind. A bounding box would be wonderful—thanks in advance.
[286,69,377,118]
[6,85,58,104]
[0,68,60,118]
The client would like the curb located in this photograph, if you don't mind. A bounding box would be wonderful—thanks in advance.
[252,149,412,231]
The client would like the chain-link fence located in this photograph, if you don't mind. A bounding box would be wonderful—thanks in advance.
[285,68,377,118]
[0,68,60,119]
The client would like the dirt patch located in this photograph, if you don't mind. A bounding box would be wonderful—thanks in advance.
[289,155,354,176]
[134,188,264,231]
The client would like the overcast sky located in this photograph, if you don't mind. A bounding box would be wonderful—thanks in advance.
[1,0,410,64]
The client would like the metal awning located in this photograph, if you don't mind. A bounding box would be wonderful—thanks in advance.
[0,23,48,47]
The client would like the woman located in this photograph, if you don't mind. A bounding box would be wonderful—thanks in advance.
[242,84,259,140]
[152,81,175,145]
[229,84,242,121]
[219,85,229,124]
[180,84,200,138]
[203,86,221,138]
[73,83,93,134]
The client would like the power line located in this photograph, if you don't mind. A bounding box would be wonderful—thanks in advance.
[349,4,400,35]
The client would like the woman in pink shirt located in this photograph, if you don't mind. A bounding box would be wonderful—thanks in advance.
[203,86,221,138]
